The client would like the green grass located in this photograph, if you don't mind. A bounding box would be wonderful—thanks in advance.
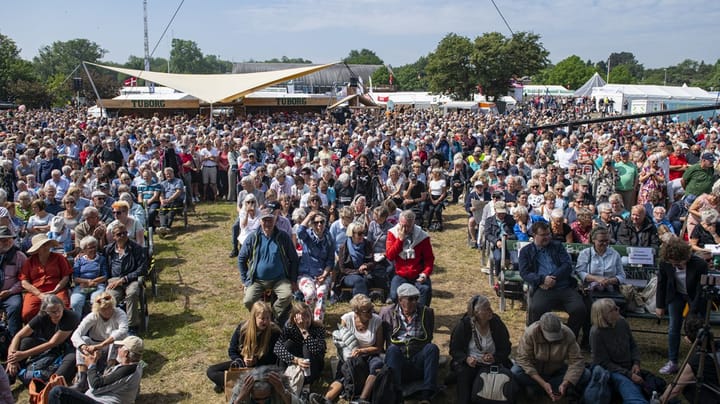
[12,202,691,403]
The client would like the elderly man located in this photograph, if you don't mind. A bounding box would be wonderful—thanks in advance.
[91,191,114,225]
[103,224,147,333]
[0,226,26,336]
[380,284,439,404]
[157,167,185,235]
[484,201,516,276]
[238,206,299,322]
[512,313,588,403]
[45,170,70,201]
[48,336,145,404]
[386,210,434,307]
[43,184,63,215]
[682,152,717,198]
[519,222,586,339]
[617,205,660,249]
[75,207,108,251]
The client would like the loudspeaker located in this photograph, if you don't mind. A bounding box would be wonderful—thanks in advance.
[72,77,83,91]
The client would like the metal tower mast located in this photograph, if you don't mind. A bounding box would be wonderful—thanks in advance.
[143,0,150,72]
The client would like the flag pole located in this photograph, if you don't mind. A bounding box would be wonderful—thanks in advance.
[82,62,105,118]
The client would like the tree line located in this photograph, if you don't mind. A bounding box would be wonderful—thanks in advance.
[1,31,718,109]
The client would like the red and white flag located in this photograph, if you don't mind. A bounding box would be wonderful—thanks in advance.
[123,77,137,87]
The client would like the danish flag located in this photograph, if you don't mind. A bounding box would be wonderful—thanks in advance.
[123,77,137,87]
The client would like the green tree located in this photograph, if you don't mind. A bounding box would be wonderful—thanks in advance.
[0,33,37,101]
[203,54,232,73]
[396,56,429,91]
[124,55,171,73]
[608,64,635,84]
[371,65,390,86]
[263,56,312,64]
[343,49,383,65]
[596,51,644,83]
[33,39,106,82]
[540,55,595,89]
[426,33,476,99]
[472,32,549,99]
[169,38,206,73]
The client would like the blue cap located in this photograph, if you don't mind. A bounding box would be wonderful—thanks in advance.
[702,153,716,162]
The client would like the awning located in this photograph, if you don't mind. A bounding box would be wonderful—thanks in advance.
[87,62,337,104]
[327,94,378,110]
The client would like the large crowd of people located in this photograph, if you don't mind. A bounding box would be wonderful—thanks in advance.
[0,97,719,402]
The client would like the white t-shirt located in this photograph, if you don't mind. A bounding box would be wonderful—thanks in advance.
[428,179,446,197]
[555,147,578,169]
[341,311,381,348]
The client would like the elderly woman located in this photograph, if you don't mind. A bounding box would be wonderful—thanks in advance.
[350,195,372,227]
[19,234,72,323]
[512,206,547,241]
[536,191,558,222]
[590,298,647,404]
[70,236,109,316]
[5,294,80,384]
[313,295,384,403]
[570,207,594,243]
[206,301,281,393]
[385,166,405,207]
[638,154,665,206]
[686,186,720,239]
[425,168,447,230]
[689,208,720,260]
[595,202,621,244]
[27,199,54,237]
[450,295,512,404]
[549,208,573,243]
[58,194,82,233]
[230,365,301,404]
[329,206,354,254]
[106,201,144,247]
[274,301,326,387]
[609,193,631,221]
[336,222,378,298]
[527,179,544,209]
[69,292,128,392]
[297,211,335,322]
[238,194,261,246]
[656,236,708,375]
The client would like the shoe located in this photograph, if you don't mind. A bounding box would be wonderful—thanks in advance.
[228,249,238,258]
[213,384,224,394]
[659,360,679,374]
[70,372,88,393]
[481,267,491,275]
[659,361,679,374]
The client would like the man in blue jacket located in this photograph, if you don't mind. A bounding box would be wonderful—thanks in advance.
[238,207,299,321]
[519,221,586,340]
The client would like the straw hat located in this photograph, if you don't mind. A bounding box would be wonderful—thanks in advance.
[27,234,59,255]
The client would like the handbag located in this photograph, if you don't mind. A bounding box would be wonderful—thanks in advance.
[224,361,250,403]
[332,323,359,362]
[284,364,305,396]
[471,365,516,404]
[29,374,66,404]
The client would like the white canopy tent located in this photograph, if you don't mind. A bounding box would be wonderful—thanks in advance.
[574,72,606,97]
[87,62,337,104]
[522,85,574,97]
[590,84,718,118]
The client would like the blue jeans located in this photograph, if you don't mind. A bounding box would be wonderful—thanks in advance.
[231,218,240,251]
[389,275,432,307]
[610,372,647,404]
[667,293,689,363]
[0,294,22,337]
[342,274,369,297]
[48,386,99,404]
[512,364,590,397]
[385,343,439,394]
[70,285,106,316]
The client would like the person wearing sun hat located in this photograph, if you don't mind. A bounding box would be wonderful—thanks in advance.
[512,312,588,402]
[19,233,72,323]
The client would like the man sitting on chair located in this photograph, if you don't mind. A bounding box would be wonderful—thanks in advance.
[519,221,586,340]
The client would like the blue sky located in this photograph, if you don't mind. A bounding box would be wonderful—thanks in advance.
[3,0,719,69]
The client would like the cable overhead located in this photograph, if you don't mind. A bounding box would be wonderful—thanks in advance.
[489,0,515,36]
[150,0,185,58]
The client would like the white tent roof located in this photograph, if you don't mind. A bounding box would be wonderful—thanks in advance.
[574,72,606,97]
[592,84,715,100]
[88,62,337,104]
[522,85,574,96]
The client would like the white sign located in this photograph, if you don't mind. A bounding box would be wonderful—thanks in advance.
[627,247,654,266]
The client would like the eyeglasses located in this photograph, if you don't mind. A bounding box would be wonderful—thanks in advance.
[65,201,75,205]
[95,295,112,304]
[314,221,325,225]
[86,245,97,250]
[44,308,63,316]
[531,185,539,188]
[246,201,256,204]
[96,197,105,200]
[356,309,372,315]
[112,211,125,215]
[113,231,128,237]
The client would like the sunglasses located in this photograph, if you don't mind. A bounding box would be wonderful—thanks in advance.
[314,221,325,225]
[65,201,75,204]
[95,295,112,304]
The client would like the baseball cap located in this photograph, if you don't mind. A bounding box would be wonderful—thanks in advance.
[259,207,275,219]
[539,313,563,342]
[702,153,716,162]
[397,283,420,298]
[265,201,281,211]
[474,181,484,187]
[408,172,417,180]
[115,336,144,355]
[494,201,507,213]
[496,169,507,176]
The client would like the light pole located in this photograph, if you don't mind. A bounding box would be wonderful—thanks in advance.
[664,68,667,86]
[606,58,610,83]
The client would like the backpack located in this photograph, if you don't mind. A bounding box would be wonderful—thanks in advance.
[370,365,401,404]
[583,364,611,404]
[340,356,369,399]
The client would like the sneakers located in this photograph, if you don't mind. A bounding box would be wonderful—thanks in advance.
[659,360,679,374]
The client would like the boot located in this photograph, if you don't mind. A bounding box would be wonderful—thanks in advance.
[70,371,88,393]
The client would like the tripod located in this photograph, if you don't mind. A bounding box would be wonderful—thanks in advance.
[662,288,720,403]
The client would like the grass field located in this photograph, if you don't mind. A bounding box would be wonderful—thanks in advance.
[12,202,690,403]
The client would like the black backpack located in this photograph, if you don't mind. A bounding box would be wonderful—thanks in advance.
[340,356,369,399]
[370,365,401,404]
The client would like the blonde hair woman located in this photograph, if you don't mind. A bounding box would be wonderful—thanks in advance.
[206,301,281,392]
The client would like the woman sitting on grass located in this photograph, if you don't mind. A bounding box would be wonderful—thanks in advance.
[310,294,384,404]
[206,301,281,393]
[274,301,326,391]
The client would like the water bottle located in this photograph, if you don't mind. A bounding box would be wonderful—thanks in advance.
[649,390,660,404]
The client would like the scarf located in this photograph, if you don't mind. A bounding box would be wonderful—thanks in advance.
[347,238,364,268]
